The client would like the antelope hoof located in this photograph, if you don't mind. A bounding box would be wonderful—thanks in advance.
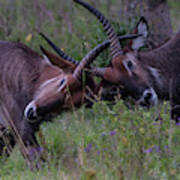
[24,101,37,120]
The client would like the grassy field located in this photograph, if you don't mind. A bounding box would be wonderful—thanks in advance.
[0,0,180,179]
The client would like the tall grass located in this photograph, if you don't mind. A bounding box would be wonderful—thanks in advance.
[0,0,180,179]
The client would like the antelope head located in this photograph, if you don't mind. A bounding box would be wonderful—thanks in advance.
[24,40,106,120]
[74,0,158,107]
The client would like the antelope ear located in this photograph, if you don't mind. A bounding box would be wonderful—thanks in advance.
[131,17,149,50]
[40,46,76,73]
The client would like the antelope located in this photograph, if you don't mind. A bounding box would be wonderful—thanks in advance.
[73,0,180,122]
[0,39,110,161]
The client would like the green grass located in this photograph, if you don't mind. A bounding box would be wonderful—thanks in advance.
[1,101,180,179]
[0,0,180,179]
[168,0,180,31]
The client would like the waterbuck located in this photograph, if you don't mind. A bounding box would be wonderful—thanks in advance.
[73,0,180,122]
[0,39,109,161]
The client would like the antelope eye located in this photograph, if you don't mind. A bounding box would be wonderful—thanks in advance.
[58,77,67,92]
[59,78,66,87]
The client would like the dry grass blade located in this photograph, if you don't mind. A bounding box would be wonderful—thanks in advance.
[0,101,31,166]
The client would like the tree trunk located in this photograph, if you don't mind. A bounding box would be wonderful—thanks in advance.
[121,0,172,45]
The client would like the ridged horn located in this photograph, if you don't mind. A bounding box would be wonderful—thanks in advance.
[39,32,79,65]
[73,40,110,79]
[74,0,122,59]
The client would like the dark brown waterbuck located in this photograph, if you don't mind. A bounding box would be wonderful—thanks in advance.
[73,0,180,122]
[0,39,110,161]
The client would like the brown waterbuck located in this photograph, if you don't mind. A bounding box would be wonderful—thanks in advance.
[0,38,110,161]
[73,0,180,122]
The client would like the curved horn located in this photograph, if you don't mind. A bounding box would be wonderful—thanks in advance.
[73,41,109,79]
[74,0,121,59]
[39,32,79,65]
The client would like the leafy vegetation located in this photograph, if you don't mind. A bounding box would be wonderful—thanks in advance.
[0,0,180,179]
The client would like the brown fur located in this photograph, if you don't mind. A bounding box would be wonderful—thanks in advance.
[138,30,180,99]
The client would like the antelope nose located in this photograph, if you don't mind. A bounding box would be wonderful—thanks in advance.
[144,92,152,103]
[24,101,37,120]
[139,88,158,107]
